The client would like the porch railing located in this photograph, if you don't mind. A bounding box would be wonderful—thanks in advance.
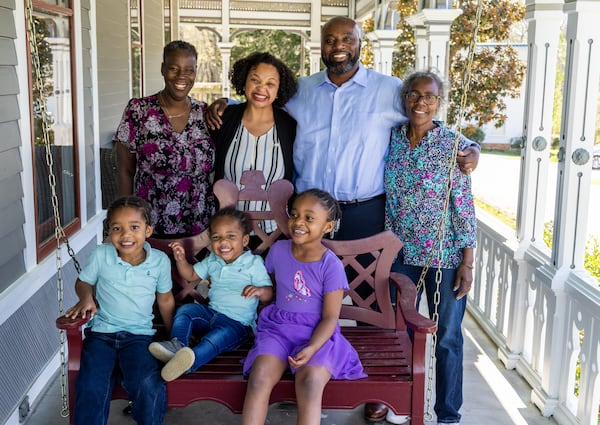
[471,212,599,425]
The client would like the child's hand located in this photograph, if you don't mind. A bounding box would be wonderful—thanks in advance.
[169,241,186,262]
[287,346,317,369]
[241,285,264,299]
[64,299,97,320]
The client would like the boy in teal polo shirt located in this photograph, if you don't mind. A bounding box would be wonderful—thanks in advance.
[149,207,273,381]
[64,196,174,425]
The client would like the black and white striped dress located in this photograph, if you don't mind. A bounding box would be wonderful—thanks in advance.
[223,124,285,233]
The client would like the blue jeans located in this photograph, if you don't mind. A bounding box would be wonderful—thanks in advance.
[171,303,252,372]
[392,252,466,424]
[74,330,165,425]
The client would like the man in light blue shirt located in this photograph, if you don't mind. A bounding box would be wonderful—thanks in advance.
[208,16,479,241]
[285,16,406,239]
[287,57,404,203]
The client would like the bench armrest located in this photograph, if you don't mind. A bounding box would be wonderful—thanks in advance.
[56,315,90,372]
[390,272,437,334]
[56,315,90,330]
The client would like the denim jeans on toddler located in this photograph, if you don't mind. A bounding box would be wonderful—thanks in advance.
[392,251,466,424]
[73,329,165,425]
[171,303,252,372]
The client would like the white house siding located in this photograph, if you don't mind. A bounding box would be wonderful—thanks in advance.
[0,2,27,292]
[0,1,171,422]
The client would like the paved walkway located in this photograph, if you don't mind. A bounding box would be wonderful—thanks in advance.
[23,311,557,425]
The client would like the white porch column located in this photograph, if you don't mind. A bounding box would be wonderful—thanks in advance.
[516,0,563,253]
[413,25,428,70]
[405,8,462,120]
[306,42,321,75]
[170,0,179,41]
[308,0,321,75]
[218,0,231,98]
[552,0,600,271]
[365,30,400,76]
[530,1,600,421]
[504,0,563,407]
[405,8,462,80]
[218,42,233,98]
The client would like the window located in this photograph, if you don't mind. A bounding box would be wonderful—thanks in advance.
[27,0,80,260]
[130,0,143,97]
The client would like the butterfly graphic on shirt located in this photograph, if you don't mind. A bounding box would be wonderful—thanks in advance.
[285,269,312,303]
[293,270,311,297]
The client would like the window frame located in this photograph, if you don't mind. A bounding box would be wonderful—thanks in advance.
[26,0,81,261]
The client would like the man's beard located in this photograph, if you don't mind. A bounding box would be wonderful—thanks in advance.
[322,52,359,75]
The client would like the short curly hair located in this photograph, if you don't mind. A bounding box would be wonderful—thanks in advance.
[163,40,197,63]
[399,70,445,102]
[230,52,298,108]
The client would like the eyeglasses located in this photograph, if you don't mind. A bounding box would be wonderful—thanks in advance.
[405,92,441,105]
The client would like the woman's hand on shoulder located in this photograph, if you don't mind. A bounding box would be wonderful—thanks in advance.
[206,98,228,130]
[457,146,480,175]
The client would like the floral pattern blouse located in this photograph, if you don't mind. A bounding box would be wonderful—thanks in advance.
[384,121,477,268]
[114,94,215,236]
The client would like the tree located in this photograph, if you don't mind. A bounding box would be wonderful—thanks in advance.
[392,0,417,78]
[390,0,526,128]
[230,29,308,78]
[448,0,525,127]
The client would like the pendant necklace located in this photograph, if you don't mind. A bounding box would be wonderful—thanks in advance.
[159,91,190,119]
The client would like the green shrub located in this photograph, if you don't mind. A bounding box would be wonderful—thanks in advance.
[461,125,485,144]
[543,221,600,284]
[510,136,523,149]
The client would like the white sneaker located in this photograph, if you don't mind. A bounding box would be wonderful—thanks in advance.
[385,409,409,424]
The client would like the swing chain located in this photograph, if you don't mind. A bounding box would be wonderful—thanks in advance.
[415,0,484,421]
[26,0,81,417]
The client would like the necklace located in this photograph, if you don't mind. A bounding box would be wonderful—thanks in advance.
[158,91,190,119]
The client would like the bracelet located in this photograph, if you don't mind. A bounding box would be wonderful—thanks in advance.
[460,263,474,269]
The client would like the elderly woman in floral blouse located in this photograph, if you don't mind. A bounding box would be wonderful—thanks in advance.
[384,71,477,425]
[115,40,214,236]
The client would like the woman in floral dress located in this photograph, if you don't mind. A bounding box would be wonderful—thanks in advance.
[115,40,214,236]
[384,71,477,425]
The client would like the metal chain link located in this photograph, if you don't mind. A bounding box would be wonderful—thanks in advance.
[416,0,484,420]
[25,0,81,417]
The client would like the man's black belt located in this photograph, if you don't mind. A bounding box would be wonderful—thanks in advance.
[337,193,385,206]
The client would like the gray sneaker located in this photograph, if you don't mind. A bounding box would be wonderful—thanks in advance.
[161,347,195,382]
[148,338,185,363]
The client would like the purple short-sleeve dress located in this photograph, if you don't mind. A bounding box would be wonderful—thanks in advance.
[242,240,366,380]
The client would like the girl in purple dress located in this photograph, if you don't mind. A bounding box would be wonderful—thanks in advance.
[242,189,366,425]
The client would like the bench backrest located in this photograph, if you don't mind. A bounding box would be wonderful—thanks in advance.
[323,231,403,330]
[150,172,406,331]
[148,171,294,304]
[213,170,293,255]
